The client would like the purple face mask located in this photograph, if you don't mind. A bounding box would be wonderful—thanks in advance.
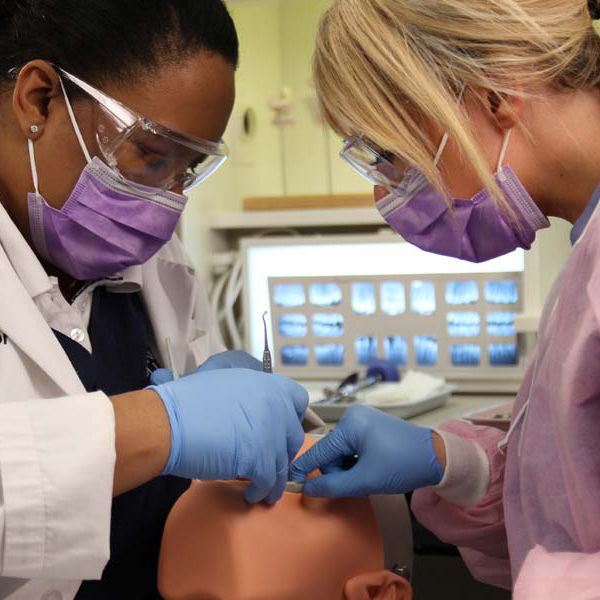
[376,131,549,263]
[27,78,187,281]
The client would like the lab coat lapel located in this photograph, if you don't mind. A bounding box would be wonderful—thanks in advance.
[141,253,199,376]
[0,239,84,397]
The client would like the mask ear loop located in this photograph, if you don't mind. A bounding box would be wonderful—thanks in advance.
[27,76,93,199]
[433,133,449,167]
[58,76,93,165]
[496,129,512,182]
[28,138,40,197]
[433,86,466,168]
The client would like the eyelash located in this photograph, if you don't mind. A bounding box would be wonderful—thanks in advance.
[137,142,164,157]
[136,143,168,169]
[380,151,395,163]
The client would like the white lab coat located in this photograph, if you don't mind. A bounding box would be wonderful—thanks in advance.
[0,201,223,599]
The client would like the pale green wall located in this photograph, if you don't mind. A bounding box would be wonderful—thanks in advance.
[183,0,288,270]
[183,0,360,270]
[279,0,330,195]
[184,0,369,225]
[278,0,373,196]
[187,0,285,214]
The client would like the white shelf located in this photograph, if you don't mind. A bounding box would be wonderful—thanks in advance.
[209,207,384,230]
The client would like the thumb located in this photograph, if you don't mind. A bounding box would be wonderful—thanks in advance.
[289,427,354,482]
[302,466,368,498]
[272,375,309,421]
[150,368,174,385]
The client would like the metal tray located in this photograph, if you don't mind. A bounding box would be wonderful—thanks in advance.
[309,384,457,422]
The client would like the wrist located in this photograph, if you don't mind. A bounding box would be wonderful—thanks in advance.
[428,429,490,506]
[146,385,179,476]
[144,389,173,474]
[112,389,172,495]
[431,430,447,471]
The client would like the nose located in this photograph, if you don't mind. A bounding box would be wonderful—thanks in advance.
[373,185,389,203]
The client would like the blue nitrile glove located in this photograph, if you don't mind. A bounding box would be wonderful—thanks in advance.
[196,350,263,372]
[150,350,263,385]
[289,404,444,498]
[150,368,178,385]
[149,368,308,504]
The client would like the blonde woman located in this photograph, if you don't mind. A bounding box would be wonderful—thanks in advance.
[291,0,600,595]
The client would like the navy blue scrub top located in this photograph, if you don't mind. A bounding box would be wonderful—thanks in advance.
[53,285,189,600]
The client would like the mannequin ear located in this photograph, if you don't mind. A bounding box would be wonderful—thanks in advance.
[344,570,412,600]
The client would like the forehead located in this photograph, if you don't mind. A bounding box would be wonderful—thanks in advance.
[102,53,235,144]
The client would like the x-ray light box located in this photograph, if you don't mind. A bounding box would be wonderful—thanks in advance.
[242,233,528,381]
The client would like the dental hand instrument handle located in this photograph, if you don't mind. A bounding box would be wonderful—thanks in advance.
[166,337,180,381]
[262,311,273,374]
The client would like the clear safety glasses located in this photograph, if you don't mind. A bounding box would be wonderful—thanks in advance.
[342,88,464,191]
[56,68,229,192]
[340,136,405,191]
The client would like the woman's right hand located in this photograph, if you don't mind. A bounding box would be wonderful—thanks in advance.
[149,369,308,504]
[290,404,445,498]
[149,349,264,385]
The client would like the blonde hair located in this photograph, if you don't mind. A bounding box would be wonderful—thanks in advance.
[314,0,600,206]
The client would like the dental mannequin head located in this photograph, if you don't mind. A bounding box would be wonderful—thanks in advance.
[158,436,412,600]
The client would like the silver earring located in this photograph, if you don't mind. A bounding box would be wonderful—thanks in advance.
[29,125,39,134]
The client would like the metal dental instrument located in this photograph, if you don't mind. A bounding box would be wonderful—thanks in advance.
[283,481,305,494]
[261,311,317,494]
[262,311,273,374]
[283,436,329,494]
[262,312,305,494]
[166,337,179,381]
[315,371,383,405]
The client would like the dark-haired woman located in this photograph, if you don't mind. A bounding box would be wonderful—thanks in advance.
[0,2,308,598]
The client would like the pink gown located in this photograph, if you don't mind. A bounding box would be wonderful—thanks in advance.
[412,199,600,596]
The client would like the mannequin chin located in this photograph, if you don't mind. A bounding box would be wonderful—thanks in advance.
[158,436,412,600]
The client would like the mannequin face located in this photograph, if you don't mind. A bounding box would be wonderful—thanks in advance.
[158,437,412,600]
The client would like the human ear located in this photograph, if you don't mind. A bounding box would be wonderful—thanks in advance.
[484,87,526,133]
[11,59,62,140]
[344,570,412,600]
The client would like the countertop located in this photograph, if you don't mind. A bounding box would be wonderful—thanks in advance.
[407,394,514,427]
[303,380,515,428]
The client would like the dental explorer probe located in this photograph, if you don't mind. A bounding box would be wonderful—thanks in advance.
[262,312,305,494]
[262,311,273,374]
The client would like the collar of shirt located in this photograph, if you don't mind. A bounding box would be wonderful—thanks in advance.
[88,268,143,296]
[40,270,142,353]
[570,181,600,245]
